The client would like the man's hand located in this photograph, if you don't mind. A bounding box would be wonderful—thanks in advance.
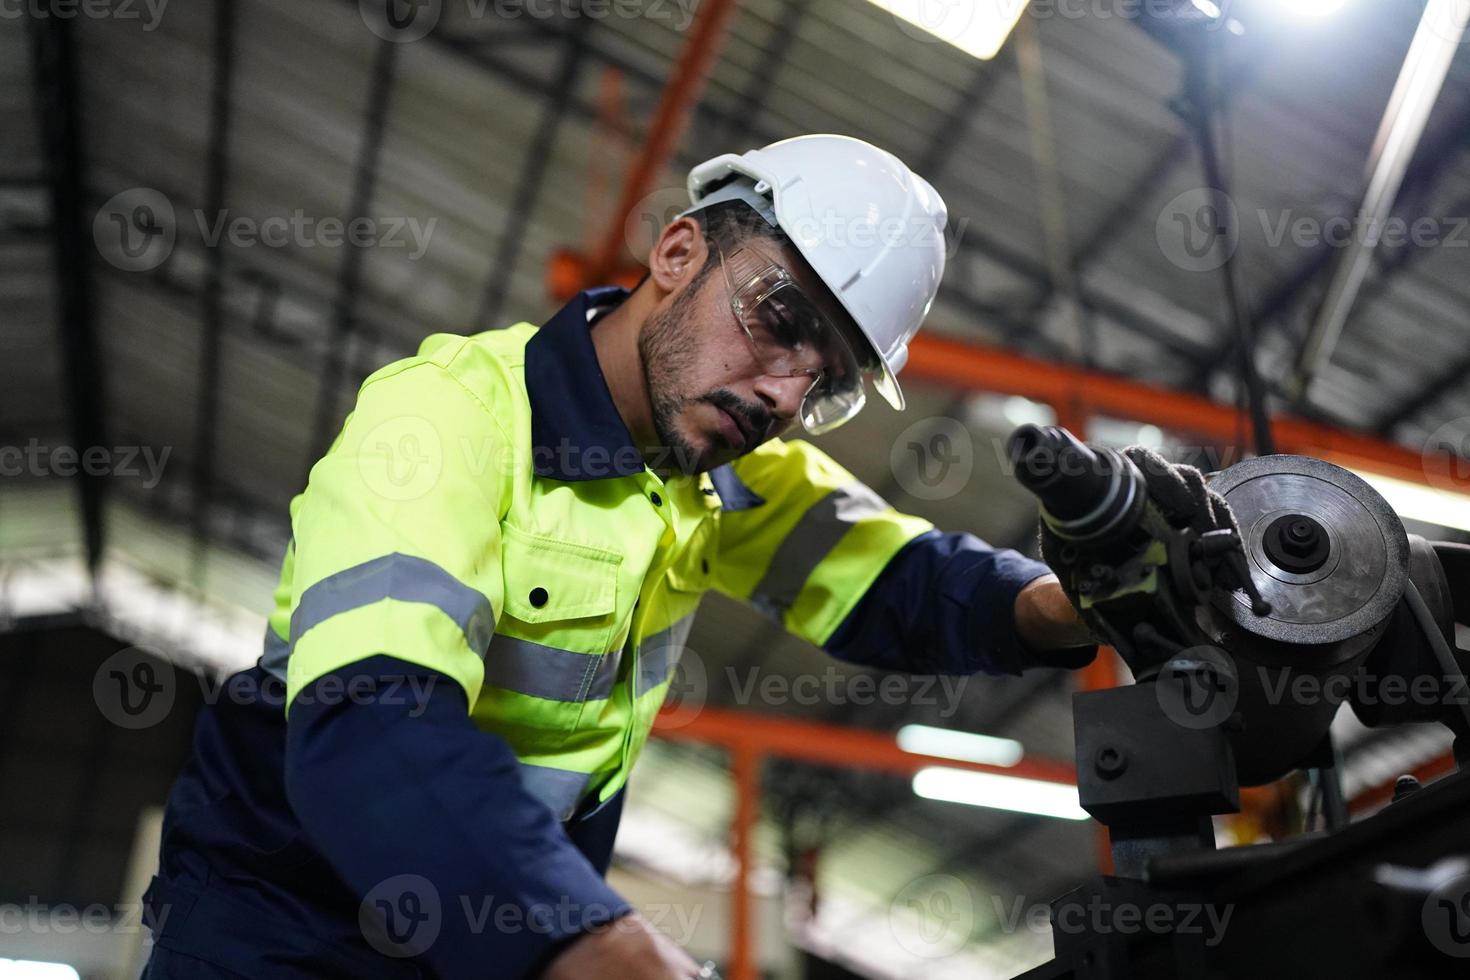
[542,911,702,980]
[1014,574,1097,669]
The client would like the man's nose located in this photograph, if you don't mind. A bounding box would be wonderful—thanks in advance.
[752,373,811,425]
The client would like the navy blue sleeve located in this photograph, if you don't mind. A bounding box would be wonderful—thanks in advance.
[825,529,1076,677]
[284,655,630,979]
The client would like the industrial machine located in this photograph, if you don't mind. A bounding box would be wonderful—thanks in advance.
[1008,424,1470,978]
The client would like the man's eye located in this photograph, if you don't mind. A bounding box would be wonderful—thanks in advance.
[760,304,803,346]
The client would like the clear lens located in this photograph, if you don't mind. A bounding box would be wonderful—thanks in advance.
[719,244,870,434]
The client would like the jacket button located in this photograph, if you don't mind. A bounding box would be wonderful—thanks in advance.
[650,491,662,507]
[529,587,548,608]
[700,559,709,574]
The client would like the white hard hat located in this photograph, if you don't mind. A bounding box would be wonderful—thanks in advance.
[684,134,948,412]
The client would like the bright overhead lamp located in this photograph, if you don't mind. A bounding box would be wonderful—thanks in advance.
[0,961,81,980]
[1348,468,1470,534]
[868,0,1029,61]
[897,724,1024,767]
[913,766,1090,821]
[1278,0,1349,16]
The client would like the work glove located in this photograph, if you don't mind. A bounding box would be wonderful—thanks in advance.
[1037,445,1244,611]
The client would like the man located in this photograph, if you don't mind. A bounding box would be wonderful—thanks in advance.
[141,135,1096,979]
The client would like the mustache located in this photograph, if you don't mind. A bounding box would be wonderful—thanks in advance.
[703,389,772,445]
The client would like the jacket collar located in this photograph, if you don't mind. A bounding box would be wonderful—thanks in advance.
[524,287,644,482]
[522,287,766,512]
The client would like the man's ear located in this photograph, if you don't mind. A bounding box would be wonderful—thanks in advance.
[648,217,708,295]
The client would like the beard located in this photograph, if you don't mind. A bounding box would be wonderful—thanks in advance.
[638,277,712,475]
[638,271,777,476]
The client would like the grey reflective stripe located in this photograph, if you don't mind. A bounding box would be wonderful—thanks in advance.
[260,627,290,682]
[709,463,766,511]
[636,614,695,698]
[484,635,620,703]
[290,553,495,657]
[519,763,592,822]
[750,482,889,623]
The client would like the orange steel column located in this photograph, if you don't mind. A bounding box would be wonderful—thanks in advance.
[729,743,761,980]
[587,0,743,282]
[905,334,1441,483]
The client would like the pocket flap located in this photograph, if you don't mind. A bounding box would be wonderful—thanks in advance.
[501,524,621,623]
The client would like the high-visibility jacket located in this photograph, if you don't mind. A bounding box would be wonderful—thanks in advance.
[261,287,933,821]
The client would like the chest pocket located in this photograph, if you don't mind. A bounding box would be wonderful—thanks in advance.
[476,524,628,749]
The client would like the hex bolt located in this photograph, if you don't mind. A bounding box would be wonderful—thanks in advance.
[1095,746,1128,780]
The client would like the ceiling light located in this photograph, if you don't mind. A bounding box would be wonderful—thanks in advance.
[1347,468,1470,534]
[912,766,1090,820]
[897,724,1023,767]
[867,0,1028,61]
[0,962,81,980]
[1278,0,1349,16]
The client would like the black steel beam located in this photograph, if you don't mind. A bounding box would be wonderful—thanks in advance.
[918,48,1012,179]
[1192,100,1470,391]
[192,0,239,576]
[720,0,806,149]
[28,12,108,575]
[474,5,591,328]
[305,37,400,475]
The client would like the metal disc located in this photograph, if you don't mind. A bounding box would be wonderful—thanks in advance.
[1207,455,1408,645]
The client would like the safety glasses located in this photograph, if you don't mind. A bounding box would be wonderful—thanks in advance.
[716,242,873,434]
